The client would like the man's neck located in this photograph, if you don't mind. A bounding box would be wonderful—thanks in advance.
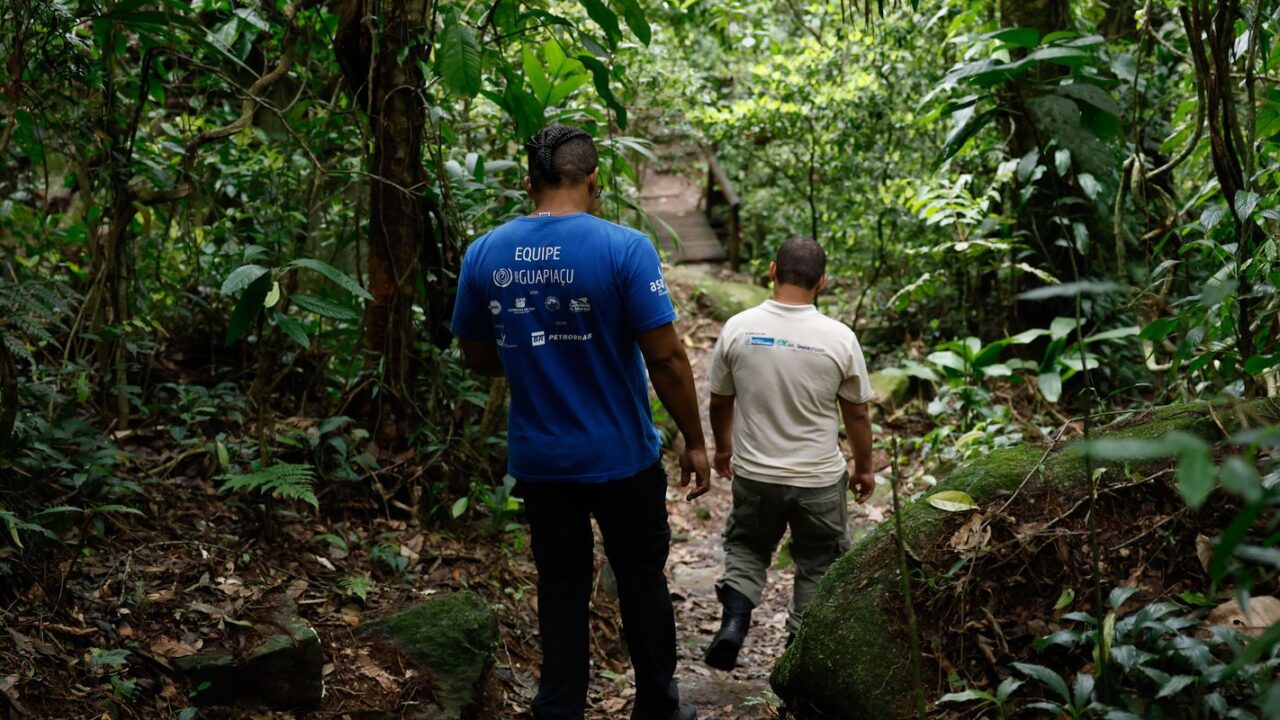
[773,285,817,306]
[531,187,591,216]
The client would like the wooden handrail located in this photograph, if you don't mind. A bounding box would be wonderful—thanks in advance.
[700,144,743,268]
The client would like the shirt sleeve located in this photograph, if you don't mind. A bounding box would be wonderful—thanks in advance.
[450,241,493,342]
[838,330,873,404]
[618,233,677,334]
[707,325,735,396]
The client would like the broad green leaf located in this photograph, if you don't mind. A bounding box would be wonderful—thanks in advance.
[274,312,310,349]
[1037,372,1063,402]
[937,108,995,166]
[1078,173,1101,199]
[1054,148,1071,176]
[1049,316,1079,340]
[1018,281,1123,301]
[263,281,280,308]
[1012,663,1070,703]
[578,54,627,129]
[1055,83,1121,117]
[936,689,996,706]
[451,496,470,519]
[613,0,651,44]
[1243,354,1279,375]
[523,45,551,102]
[221,264,269,296]
[439,9,482,97]
[996,676,1023,703]
[1054,588,1075,610]
[289,258,372,301]
[1109,586,1140,609]
[546,73,590,107]
[1155,675,1196,699]
[291,294,360,322]
[578,0,621,46]
[927,490,978,512]
[226,274,271,345]
[1176,444,1214,509]
[991,27,1040,49]
[1218,457,1261,502]
[1234,190,1261,220]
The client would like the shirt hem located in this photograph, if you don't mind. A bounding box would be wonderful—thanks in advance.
[512,453,662,484]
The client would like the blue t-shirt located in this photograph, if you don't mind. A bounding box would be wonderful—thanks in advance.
[451,213,677,483]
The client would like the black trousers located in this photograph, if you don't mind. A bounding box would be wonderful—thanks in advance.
[519,463,680,720]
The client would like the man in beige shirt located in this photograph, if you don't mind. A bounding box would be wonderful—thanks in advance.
[703,237,875,670]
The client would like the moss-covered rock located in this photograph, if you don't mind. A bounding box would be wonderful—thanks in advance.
[356,591,499,720]
[770,400,1280,719]
[870,370,912,406]
[668,266,770,322]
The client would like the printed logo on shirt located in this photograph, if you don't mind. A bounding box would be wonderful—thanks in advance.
[531,331,546,347]
[649,278,668,295]
[746,336,775,347]
[544,296,561,312]
[548,333,593,342]
[508,297,534,315]
[569,297,592,313]
[491,267,576,286]
[489,300,502,315]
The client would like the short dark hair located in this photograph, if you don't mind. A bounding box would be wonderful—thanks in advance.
[525,124,598,191]
[775,237,826,289]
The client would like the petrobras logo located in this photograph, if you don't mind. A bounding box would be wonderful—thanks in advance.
[531,331,546,347]
[569,297,592,313]
[548,333,593,342]
[493,268,514,287]
[746,336,775,347]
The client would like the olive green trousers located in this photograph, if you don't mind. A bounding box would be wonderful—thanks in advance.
[716,474,851,634]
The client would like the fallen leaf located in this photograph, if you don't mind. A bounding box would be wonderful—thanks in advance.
[150,637,197,658]
[948,513,990,555]
[1207,596,1280,637]
[1195,534,1214,574]
[927,490,979,512]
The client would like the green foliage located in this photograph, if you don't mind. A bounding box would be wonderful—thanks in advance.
[220,462,319,509]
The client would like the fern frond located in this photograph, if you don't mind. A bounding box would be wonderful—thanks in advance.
[220,463,318,509]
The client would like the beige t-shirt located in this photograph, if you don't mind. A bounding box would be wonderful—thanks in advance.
[707,299,871,487]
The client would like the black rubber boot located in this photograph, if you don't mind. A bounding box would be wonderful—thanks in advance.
[669,703,697,720]
[704,586,754,670]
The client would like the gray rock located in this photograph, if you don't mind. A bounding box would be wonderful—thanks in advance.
[357,590,499,720]
[869,370,912,406]
[175,605,323,709]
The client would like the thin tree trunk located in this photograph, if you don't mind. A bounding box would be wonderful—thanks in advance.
[0,329,16,457]
[334,0,449,443]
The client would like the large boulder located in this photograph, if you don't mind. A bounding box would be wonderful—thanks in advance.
[356,590,499,720]
[770,400,1280,719]
[668,265,770,322]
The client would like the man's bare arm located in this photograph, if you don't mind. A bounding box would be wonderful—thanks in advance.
[636,323,710,500]
[709,392,735,479]
[458,339,505,377]
[839,397,874,502]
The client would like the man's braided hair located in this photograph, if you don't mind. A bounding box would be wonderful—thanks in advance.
[525,124,598,191]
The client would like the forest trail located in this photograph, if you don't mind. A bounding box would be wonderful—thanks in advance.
[651,263,896,719]
[640,150,727,264]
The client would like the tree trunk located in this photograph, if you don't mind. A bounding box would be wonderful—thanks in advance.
[0,329,16,457]
[333,0,450,443]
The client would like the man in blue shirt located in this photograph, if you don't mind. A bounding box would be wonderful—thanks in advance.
[452,124,708,720]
